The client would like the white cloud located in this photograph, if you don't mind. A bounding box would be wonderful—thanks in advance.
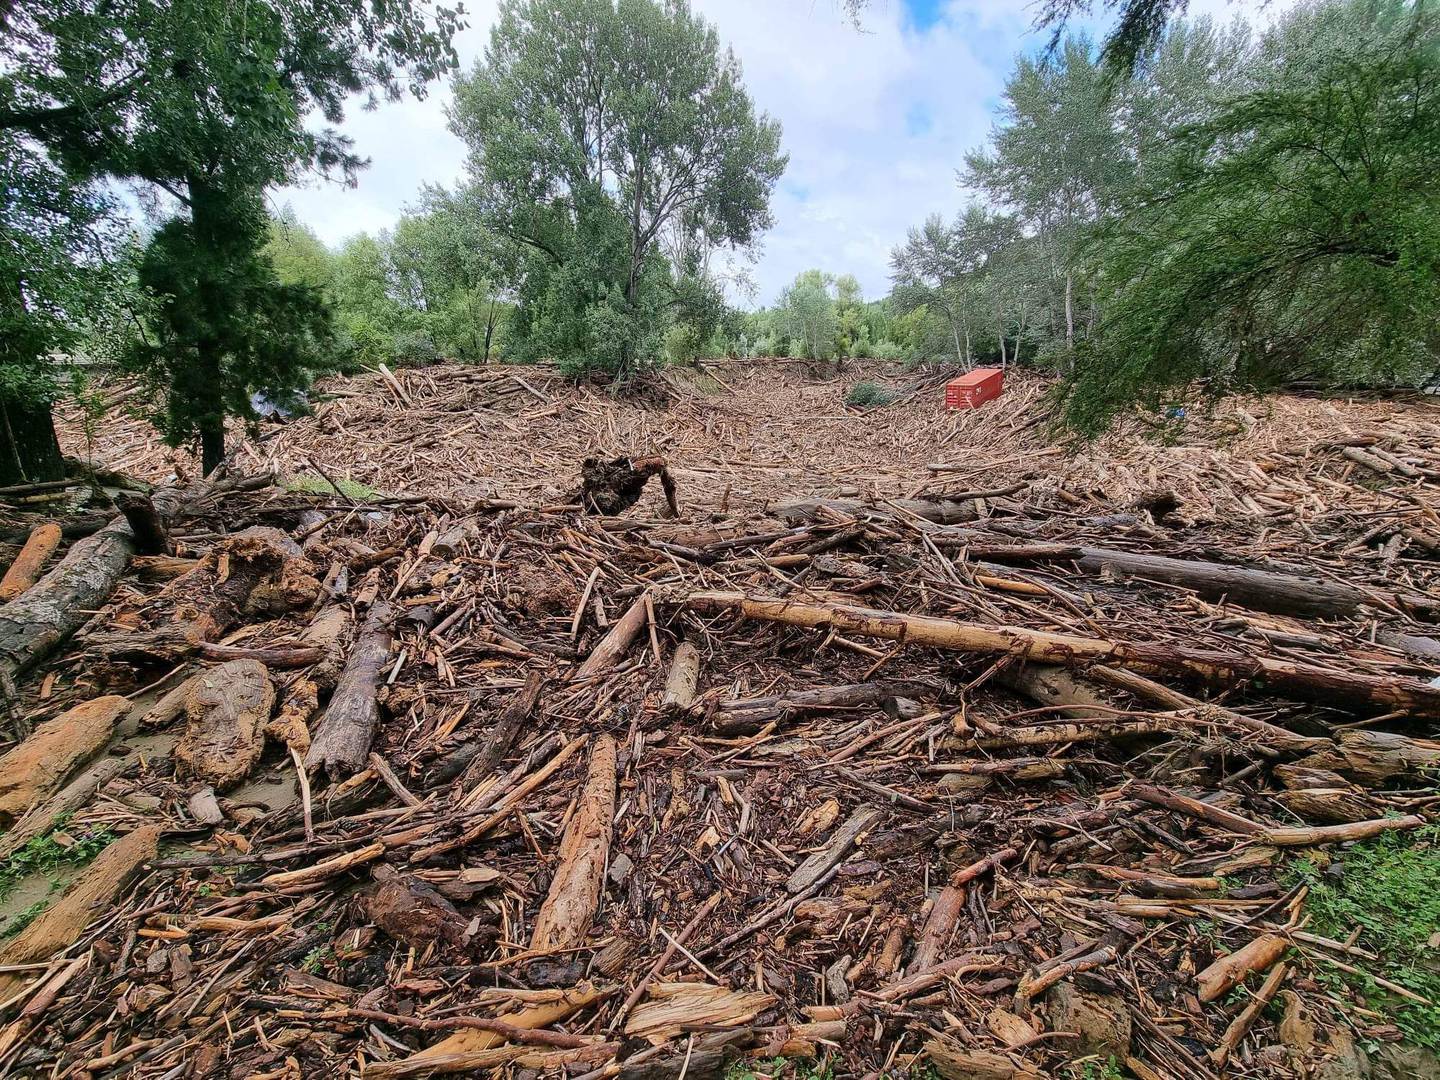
[272,0,1290,308]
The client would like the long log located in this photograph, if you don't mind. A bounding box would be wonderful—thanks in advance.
[306,602,395,778]
[942,535,1434,620]
[530,734,617,952]
[679,591,1440,718]
[0,695,129,826]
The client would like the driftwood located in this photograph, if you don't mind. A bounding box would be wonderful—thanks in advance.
[710,679,938,734]
[1197,933,1289,1003]
[0,756,132,861]
[660,641,700,716]
[679,591,1440,717]
[530,734,617,952]
[0,522,61,602]
[0,826,160,996]
[0,695,129,825]
[306,601,395,777]
[573,592,649,681]
[451,670,544,786]
[173,659,276,791]
[786,805,881,894]
[910,848,1018,975]
[114,491,170,555]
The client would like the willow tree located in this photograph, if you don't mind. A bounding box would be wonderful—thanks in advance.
[449,0,786,377]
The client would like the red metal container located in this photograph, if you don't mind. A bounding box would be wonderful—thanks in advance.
[944,368,1004,410]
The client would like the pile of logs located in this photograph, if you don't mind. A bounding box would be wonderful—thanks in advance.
[0,451,1436,1080]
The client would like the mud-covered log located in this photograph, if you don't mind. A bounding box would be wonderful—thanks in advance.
[578,455,678,516]
[680,591,1440,718]
[306,601,394,777]
[0,695,129,825]
[114,491,170,555]
[0,522,62,602]
[530,734,617,952]
[173,659,276,791]
[448,670,544,786]
[660,641,701,716]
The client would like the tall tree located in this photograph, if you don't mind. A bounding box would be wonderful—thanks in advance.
[449,0,786,377]
[5,0,462,473]
[1067,0,1440,432]
[778,270,840,360]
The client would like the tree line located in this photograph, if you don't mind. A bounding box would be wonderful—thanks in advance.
[890,0,1440,430]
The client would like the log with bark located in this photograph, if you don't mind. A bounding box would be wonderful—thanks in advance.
[306,601,395,777]
[678,591,1440,718]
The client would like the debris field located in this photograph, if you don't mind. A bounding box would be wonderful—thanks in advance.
[0,362,1435,1077]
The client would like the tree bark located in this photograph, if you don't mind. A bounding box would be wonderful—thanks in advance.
[306,601,395,777]
[0,695,129,825]
[529,734,616,952]
[0,395,65,487]
[679,591,1440,718]
[0,521,62,601]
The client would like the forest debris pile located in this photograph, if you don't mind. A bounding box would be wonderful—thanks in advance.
[0,365,1433,1077]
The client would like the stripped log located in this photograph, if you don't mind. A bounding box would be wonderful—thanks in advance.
[306,601,394,778]
[530,734,617,952]
[786,805,881,894]
[1197,933,1289,1002]
[0,695,129,826]
[710,679,938,734]
[660,641,700,716]
[0,522,62,602]
[678,591,1440,718]
[0,826,160,996]
[572,593,649,682]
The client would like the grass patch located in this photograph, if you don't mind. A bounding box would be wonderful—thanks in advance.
[282,473,380,502]
[0,818,116,903]
[845,380,901,409]
[725,1058,832,1080]
[1,899,48,938]
[1289,825,1440,1048]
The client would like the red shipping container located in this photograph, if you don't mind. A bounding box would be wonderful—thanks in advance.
[944,367,1004,410]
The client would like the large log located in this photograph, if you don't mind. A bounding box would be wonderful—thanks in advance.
[0,695,129,826]
[530,734,617,953]
[946,536,1435,620]
[306,601,395,778]
[679,591,1440,718]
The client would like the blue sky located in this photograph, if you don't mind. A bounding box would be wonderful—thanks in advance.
[272,0,1265,308]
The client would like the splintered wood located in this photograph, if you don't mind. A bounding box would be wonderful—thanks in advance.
[1,360,1437,1077]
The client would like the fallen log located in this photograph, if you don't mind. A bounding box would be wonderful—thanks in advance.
[1197,932,1288,1003]
[0,522,62,602]
[786,805,881,894]
[530,734,617,952]
[660,641,700,716]
[114,491,170,555]
[572,592,649,682]
[452,670,545,786]
[0,825,160,996]
[710,679,938,735]
[0,695,129,826]
[173,659,276,791]
[306,601,395,778]
[939,534,1436,620]
[678,591,1440,718]
[910,848,1018,975]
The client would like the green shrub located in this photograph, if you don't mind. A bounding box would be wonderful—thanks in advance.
[845,380,900,408]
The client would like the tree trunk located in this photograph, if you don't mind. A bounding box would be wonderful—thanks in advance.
[483,297,497,362]
[200,410,225,477]
[1064,271,1075,353]
[0,395,65,487]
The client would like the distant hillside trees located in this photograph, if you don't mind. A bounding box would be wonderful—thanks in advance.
[447,0,786,378]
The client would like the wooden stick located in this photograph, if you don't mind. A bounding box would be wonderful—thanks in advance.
[572,592,649,681]
[530,735,617,952]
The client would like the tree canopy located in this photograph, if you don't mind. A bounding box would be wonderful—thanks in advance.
[448,0,786,377]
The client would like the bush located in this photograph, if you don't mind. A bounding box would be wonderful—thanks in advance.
[392,330,441,367]
[845,380,900,408]
[873,339,904,361]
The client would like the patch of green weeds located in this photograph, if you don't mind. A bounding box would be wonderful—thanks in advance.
[300,943,334,974]
[0,818,116,902]
[844,380,900,409]
[1,900,48,938]
[725,1057,833,1080]
[1066,1058,1126,1080]
[1289,825,1440,1048]
[282,473,380,501]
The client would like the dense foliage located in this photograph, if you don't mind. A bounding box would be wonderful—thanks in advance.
[447,0,785,378]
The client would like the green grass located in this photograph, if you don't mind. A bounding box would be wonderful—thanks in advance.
[845,380,901,409]
[725,1057,832,1080]
[282,473,380,501]
[1066,1057,1126,1080]
[1289,825,1440,1048]
[0,819,116,902]
[1,900,48,938]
